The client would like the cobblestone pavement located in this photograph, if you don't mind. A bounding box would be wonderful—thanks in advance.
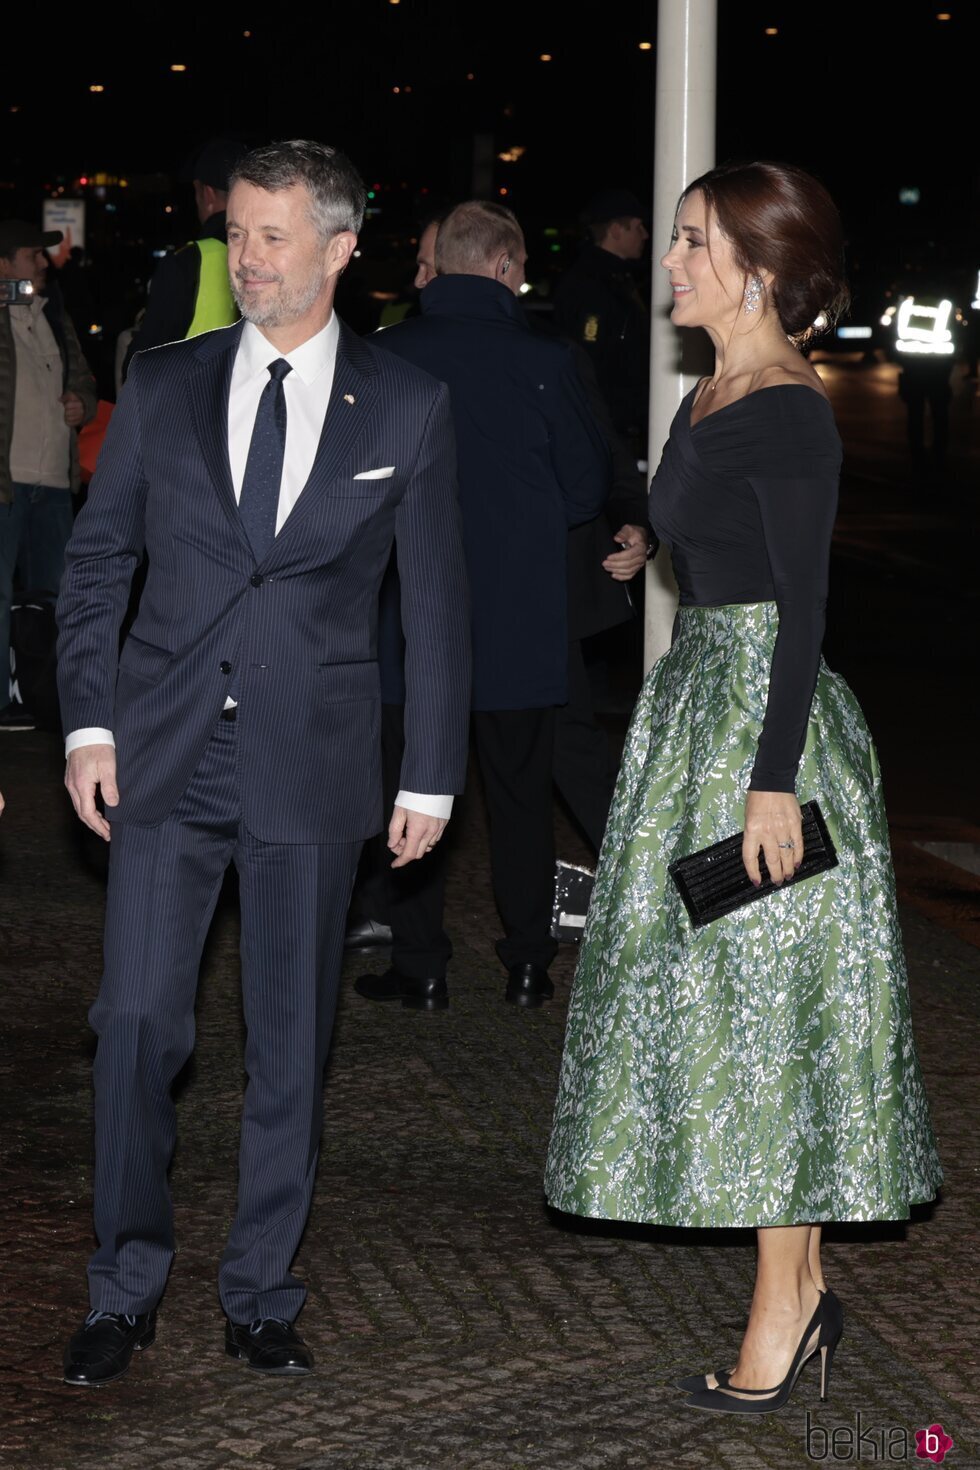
[1,726,978,1470]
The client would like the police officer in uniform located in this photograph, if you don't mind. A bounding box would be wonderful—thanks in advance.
[123,139,243,373]
[891,273,963,476]
[554,189,650,454]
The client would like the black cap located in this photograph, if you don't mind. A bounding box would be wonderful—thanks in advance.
[584,189,648,224]
[0,219,63,255]
[179,137,247,192]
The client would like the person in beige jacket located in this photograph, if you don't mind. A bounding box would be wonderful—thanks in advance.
[0,219,96,728]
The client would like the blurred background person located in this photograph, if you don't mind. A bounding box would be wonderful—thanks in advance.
[555,348,650,854]
[356,200,610,1010]
[413,212,442,290]
[122,137,244,375]
[348,210,653,961]
[0,219,96,730]
[375,210,447,331]
[554,189,650,459]
[890,268,964,480]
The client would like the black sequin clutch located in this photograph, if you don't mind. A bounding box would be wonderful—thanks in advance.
[668,800,838,928]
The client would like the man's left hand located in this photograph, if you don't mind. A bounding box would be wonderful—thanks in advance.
[388,806,448,868]
[61,391,85,428]
[602,523,648,581]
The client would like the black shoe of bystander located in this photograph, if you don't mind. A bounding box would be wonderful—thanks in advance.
[344,917,394,952]
[354,967,449,1010]
[505,963,554,1007]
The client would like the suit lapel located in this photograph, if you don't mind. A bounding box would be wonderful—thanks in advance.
[187,322,251,550]
[266,322,380,558]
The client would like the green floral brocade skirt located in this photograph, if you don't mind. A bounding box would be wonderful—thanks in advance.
[545,603,942,1228]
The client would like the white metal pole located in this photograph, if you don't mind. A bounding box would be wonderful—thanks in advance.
[644,0,717,671]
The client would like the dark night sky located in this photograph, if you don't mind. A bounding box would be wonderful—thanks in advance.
[2,2,976,278]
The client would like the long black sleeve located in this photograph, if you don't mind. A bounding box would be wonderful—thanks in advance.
[748,473,838,792]
[648,383,842,795]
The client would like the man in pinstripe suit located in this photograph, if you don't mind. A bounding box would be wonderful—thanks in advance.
[56,141,470,1385]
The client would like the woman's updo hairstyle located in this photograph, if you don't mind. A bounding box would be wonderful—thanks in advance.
[682,160,850,343]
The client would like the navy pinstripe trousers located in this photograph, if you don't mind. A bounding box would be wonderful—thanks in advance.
[87,716,361,1323]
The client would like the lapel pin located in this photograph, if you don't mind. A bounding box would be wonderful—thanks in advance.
[343,393,356,405]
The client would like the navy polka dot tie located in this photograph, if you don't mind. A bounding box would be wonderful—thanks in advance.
[238,358,292,562]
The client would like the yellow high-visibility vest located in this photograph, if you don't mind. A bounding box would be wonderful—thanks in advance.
[185,237,239,338]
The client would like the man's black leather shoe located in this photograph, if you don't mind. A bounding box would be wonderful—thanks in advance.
[505,963,554,1007]
[63,1309,157,1386]
[225,1318,313,1375]
[344,917,394,952]
[355,967,449,1010]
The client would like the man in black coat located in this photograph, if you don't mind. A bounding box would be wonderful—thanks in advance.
[553,189,650,454]
[359,200,610,1008]
[557,362,650,853]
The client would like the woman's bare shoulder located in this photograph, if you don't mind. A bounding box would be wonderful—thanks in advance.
[754,360,830,402]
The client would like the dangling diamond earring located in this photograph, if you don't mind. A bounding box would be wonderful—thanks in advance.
[744,275,763,314]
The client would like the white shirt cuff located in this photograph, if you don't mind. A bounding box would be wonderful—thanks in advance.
[61,745,452,824]
[66,728,116,756]
[394,790,453,820]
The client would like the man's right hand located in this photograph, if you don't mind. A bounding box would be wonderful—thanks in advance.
[65,744,119,841]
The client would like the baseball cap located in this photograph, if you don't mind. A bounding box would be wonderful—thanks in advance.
[584,189,648,224]
[179,137,247,191]
[0,219,63,255]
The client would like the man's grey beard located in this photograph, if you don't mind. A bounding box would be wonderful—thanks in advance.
[232,261,328,327]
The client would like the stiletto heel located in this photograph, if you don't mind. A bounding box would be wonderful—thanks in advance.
[818,1287,843,1403]
[684,1290,845,1416]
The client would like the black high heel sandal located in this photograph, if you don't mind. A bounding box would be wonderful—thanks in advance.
[675,1368,732,1393]
[675,1288,840,1395]
[683,1290,844,1415]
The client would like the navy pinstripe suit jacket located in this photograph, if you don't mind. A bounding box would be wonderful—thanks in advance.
[56,318,471,843]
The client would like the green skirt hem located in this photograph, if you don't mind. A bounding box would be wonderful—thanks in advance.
[545,1186,943,1231]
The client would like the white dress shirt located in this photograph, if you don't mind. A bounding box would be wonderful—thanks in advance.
[66,317,452,821]
[228,315,339,528]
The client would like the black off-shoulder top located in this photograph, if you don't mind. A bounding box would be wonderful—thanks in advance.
[649,384,842,793]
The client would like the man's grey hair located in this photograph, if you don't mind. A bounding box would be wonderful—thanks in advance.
[230,139,366,239]
[434,201,524,275]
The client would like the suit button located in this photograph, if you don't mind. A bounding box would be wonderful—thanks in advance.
[220,661,232,675]
[250,573,263,587]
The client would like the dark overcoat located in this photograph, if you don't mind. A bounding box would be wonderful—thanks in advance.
[377,275,610,710]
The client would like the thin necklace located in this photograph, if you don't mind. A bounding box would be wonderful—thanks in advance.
[708,310,744,395]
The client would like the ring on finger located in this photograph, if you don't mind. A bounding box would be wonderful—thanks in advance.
[777,840,795,850]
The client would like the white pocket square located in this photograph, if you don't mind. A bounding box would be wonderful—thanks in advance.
[353,466,396,480]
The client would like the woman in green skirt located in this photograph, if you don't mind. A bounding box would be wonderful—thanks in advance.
[544,161,942,1414]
